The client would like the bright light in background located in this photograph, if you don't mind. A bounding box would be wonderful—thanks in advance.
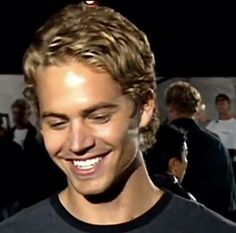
[84,0,98,6]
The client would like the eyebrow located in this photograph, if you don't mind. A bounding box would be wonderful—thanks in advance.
[41,102,119,120]
[41,112,68,120]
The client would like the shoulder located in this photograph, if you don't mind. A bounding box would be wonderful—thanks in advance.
[206,120,216,127]
[191,125,222,148]
[194,125,226,150]
[230,118,236,128]
[226,118,236,124]
[167,195,236,232]
[0,198,54,233]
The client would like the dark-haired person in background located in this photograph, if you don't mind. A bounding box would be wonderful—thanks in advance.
[145,124,196,201]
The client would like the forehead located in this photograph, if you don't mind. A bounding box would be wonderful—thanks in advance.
[36,62,128,111]
[216,100,230,105]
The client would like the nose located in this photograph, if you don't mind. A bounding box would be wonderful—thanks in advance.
[68,120,95,155]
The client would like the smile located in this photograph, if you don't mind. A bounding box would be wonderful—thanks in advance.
[72,156,103,170]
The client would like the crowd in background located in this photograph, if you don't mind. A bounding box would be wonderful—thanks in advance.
[0,98,66,221]
[1,81,236,222]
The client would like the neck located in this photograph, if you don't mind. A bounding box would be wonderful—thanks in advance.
[60,157,163,225]
[15,122,28,129]
[219,112,232,120]
[171,112,194,121]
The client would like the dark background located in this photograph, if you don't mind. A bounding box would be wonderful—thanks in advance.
[0,0,235,77]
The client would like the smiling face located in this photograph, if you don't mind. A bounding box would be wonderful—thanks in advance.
[37,61,154,196]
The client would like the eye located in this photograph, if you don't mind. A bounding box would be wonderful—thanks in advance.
[48,121,68,130]
[88,114,112,124]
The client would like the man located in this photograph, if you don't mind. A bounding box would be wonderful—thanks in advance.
[165,81,236,220]
[206,94,236,161]
[0,115,23,221]
[0,113,10,139]
[7,99,66,209]
[145,124,196,201]
[0,3,235,232]
[206,93,236,193]
[6,98,42,207]
[8,98,38,151]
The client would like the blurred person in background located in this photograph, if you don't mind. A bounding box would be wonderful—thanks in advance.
[165,81,236,220]
[207,94,236,162]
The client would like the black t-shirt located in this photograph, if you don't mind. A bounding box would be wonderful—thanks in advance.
[0,191,236,233]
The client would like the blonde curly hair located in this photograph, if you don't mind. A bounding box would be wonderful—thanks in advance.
[23,3,159,151]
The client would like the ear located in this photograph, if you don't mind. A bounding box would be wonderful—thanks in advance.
[168,157,179,176]
[167,104,178,122]
[139,89,156,128]
[168,104,177,114]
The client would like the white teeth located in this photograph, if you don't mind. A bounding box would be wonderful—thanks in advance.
[73,156,103,169]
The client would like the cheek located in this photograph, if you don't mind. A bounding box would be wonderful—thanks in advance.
[42,129,68,156]
[95,122,139,168]
[114,127,139,167]
[181,162,187,175]
[97,120,139,149]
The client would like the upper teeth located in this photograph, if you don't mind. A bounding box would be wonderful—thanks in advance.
[73,156,103,169]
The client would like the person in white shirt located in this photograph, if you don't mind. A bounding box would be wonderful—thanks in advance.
[206,93,236,161]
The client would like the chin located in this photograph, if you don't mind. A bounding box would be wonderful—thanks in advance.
[79,186,108,196]
[71,178,112,196]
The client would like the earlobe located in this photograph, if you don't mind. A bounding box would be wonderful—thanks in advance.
[139,90,156,128]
